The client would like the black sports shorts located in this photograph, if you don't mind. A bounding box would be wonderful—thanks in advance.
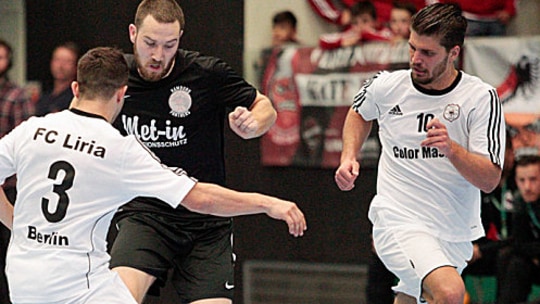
[109,212,234,303]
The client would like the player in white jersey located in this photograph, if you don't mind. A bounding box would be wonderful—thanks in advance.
[0,47,306,304]
[335,4,505,304]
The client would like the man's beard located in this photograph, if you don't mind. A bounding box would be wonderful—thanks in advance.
[411,55,448,85]
[133,46,174,82]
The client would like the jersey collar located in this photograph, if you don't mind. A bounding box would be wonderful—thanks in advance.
[69,108,108,121]
[412,70,462,96]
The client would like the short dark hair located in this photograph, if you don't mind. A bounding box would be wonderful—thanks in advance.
[135,0,185,32]
[351,1,377,20]
[77,47,128,100]
[54,41,80,61]
[273,11,297,28]
[0,38,13,71]
[393,2,417,17]
[411,3,467,51]
[515,154,540,168]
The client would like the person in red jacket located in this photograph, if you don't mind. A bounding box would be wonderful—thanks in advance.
[438,0,516,36]
[318,1,393,50]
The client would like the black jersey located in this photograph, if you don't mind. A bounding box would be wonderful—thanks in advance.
[113,49,257,219]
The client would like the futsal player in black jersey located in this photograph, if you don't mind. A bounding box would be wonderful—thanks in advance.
[109,1,283,303]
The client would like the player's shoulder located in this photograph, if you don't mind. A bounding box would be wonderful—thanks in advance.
[459,71,495,92]
[366,69,410,93]
[178,49,234,78]
[26,110,69,126]
[370,69,409,84]
[179,49,225,69]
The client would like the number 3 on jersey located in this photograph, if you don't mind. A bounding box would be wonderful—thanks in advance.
[41,161,75,223]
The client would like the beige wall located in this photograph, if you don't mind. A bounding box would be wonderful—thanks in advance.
[0,0,26,86]
[508,0,540,35]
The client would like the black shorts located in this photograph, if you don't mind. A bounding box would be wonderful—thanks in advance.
[109,212,234,303]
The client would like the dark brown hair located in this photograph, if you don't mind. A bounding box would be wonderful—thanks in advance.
[393,2,417,17]
[77,47,128,100]
[351,1,377,20]
[54,41,80,61]
[273,11,297,29]
[411,3,467,51]
[515,154,540,168]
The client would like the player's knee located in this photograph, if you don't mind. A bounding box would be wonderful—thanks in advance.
[430,281,465,304]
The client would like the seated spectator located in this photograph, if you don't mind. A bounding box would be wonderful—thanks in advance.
[35,41,79,116]
[388,2,417,41]
[271,11,299,47]
[438,0,516,36]
[496,154,540,304]
[319,1,393,50]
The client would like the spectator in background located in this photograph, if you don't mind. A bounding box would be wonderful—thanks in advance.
[35,41,79,116]
[255,10,300,90]
[319,1,393,50]
[388,2,417,41]
[496,154,540,304]
[0,38,35,304]
[438,0,516,36]
[271,11,299,47]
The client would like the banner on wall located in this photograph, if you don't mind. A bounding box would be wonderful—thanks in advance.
[259,42,409,168]
[463,36,540,156]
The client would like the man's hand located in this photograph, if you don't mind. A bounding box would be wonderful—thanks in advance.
[421,118,454,157]
[229,106,259,139]
[335,159,360,191]
[266,198,307,237]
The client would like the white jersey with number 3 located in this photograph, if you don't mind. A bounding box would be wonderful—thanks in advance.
[0,109,196,303]
[353,69,505,242]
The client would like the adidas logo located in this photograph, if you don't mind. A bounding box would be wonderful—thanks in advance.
[388,105,403,116]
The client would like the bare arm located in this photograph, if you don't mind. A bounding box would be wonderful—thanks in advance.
[228,91,277,139]
[181,183,306,237]
[0,188,13,230]
[422,118,502,192]
[334,108,373,191]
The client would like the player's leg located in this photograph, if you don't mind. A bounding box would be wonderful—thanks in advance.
[371,209,471,304]
[113,266,156,303]
[171,219,234,304]
[80,270,139,304]
[109,212,181,303]
[393,292,417,304]
[421,266,465,304]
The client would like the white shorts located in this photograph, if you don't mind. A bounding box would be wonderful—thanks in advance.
[371,208,472,303]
